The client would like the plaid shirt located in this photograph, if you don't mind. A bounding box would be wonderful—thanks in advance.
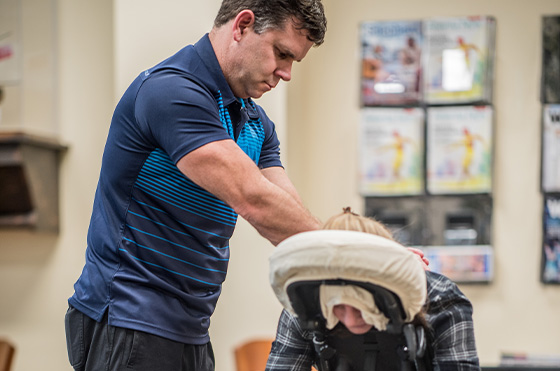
[265,271,480,371]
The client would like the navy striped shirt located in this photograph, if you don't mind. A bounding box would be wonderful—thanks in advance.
[69,34,282,344]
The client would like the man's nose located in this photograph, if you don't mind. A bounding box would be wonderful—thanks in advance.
[275,63,292,82]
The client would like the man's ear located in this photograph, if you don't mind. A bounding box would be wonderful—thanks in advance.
[232,10,255,41]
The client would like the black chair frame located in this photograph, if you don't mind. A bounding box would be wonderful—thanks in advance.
[286,279,431,371]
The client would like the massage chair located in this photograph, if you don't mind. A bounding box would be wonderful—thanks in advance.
[270,230,434,371]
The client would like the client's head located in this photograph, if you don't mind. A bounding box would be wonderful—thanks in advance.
[269,207,428,337]
[320,207,425,335]
[322,207,393,239]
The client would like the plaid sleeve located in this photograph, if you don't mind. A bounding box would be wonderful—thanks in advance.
[426,271,481,371]
[265,310,316,371]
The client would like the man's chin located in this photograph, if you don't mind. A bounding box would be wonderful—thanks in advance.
[249,90,266,99]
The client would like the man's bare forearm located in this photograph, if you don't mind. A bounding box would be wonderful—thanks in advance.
[237,174,321,245]
[177,140,320,245]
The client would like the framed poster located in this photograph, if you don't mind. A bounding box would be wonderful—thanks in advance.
[0,0,22,84]
[360,20,423,106]
[426,105,493,195]
[423,16,496,104]
[359,107,424,196]
[541,16,560,104]
[422,245,493,283]
[542,105,560,192]
[542,193,560,284]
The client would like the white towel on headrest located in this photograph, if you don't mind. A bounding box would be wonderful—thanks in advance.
[320,284,389,331]
[269,230,427,323]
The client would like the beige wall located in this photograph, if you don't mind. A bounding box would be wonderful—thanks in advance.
[0,1,559,370]
[0,0,57,135]
[0,1,114,371]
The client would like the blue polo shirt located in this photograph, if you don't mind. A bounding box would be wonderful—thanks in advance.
[69,34,282,344]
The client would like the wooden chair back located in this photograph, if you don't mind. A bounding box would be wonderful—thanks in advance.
[0,340,15,371]
[234,338,274,371]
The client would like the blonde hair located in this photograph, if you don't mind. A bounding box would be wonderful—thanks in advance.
[322,207,430,328]
[322,207,394,241]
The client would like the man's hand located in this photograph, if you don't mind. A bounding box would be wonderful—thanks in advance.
[407,247,430,270]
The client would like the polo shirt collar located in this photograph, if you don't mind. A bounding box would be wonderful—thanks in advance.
[194,34,238,107]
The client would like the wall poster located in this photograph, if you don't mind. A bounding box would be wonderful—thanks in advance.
[0,0,21,84]
[543,194,560,283]
[542,105,560,192]
[426,105,493,195]
[359,107,424,196]
[360,20,423,106]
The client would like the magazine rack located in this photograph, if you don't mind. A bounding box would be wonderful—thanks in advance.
[359,15,497,283]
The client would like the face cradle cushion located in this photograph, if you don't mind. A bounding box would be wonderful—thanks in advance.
[269,230,427,324]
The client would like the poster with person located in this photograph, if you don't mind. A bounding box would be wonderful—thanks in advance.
[426,105,493,194]
[359,107,424,196]
[423,16,496,104]
[360,20,423,106]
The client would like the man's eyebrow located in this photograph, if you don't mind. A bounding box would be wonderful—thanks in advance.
[286,50,297,61]
[276,45,297,61]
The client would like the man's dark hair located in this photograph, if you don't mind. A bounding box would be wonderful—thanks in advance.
[213,0,327,46]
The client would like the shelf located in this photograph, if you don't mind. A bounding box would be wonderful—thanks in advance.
[0,131,67,232]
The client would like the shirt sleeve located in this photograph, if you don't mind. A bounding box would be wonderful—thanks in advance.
[426,272,481,371]
[135,71,232,164]
[265,310,316,371]
[254,104,282,169]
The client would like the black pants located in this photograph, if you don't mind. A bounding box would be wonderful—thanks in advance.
[65,305,215,371]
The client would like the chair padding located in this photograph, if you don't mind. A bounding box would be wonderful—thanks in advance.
[270,230,427,323]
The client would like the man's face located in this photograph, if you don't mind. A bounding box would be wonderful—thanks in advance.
[332,304,373,335]
[227,20,314,99]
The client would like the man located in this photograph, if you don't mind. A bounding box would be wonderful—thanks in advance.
[65,1,327,370]
[266,209,480,370]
